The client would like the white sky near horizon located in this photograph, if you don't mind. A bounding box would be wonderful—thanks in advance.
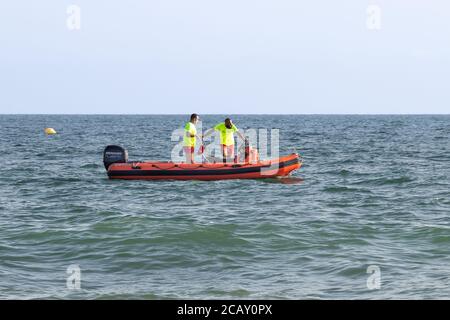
[0,0,449,114]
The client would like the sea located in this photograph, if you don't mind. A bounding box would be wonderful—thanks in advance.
[0,114,449,299]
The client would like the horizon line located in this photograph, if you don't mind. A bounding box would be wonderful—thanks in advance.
[1,113,450,116]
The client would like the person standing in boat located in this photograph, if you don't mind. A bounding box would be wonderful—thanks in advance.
[203,118,246,163]
[184,113,202,163]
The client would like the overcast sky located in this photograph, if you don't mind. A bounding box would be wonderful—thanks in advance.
[0,0,449,114]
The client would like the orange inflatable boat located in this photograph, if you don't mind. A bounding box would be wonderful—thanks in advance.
[103,145,302,181]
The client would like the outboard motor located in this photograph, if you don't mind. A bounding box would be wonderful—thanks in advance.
[103,145,128,170]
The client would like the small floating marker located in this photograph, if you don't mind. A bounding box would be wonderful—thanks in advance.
[44,128,57,135]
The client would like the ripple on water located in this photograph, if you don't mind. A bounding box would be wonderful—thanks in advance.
[1,115,450,299]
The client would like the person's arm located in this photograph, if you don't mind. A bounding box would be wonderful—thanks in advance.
[202,128,214,139]
[236,130,246,142]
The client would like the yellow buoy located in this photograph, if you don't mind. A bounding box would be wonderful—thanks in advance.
[45,128,57,135]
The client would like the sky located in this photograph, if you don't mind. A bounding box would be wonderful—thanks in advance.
[0,0,449,114]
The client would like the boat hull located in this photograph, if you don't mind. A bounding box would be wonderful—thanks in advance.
[107,153,301,180]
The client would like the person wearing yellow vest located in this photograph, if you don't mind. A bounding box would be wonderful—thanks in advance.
[204,118,245,163]
[183,113,202,163]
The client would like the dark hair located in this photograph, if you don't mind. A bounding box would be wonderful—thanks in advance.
[225,118,231,123]
[190,113,199,121]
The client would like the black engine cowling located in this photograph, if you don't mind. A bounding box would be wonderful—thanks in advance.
[103,145,128,170]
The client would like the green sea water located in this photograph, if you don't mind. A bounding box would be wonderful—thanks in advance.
[0,115,449,299]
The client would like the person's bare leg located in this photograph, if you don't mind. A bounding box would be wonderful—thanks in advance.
[229,145,235,163]
[222,145,227,163]
[185,149,193,164]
